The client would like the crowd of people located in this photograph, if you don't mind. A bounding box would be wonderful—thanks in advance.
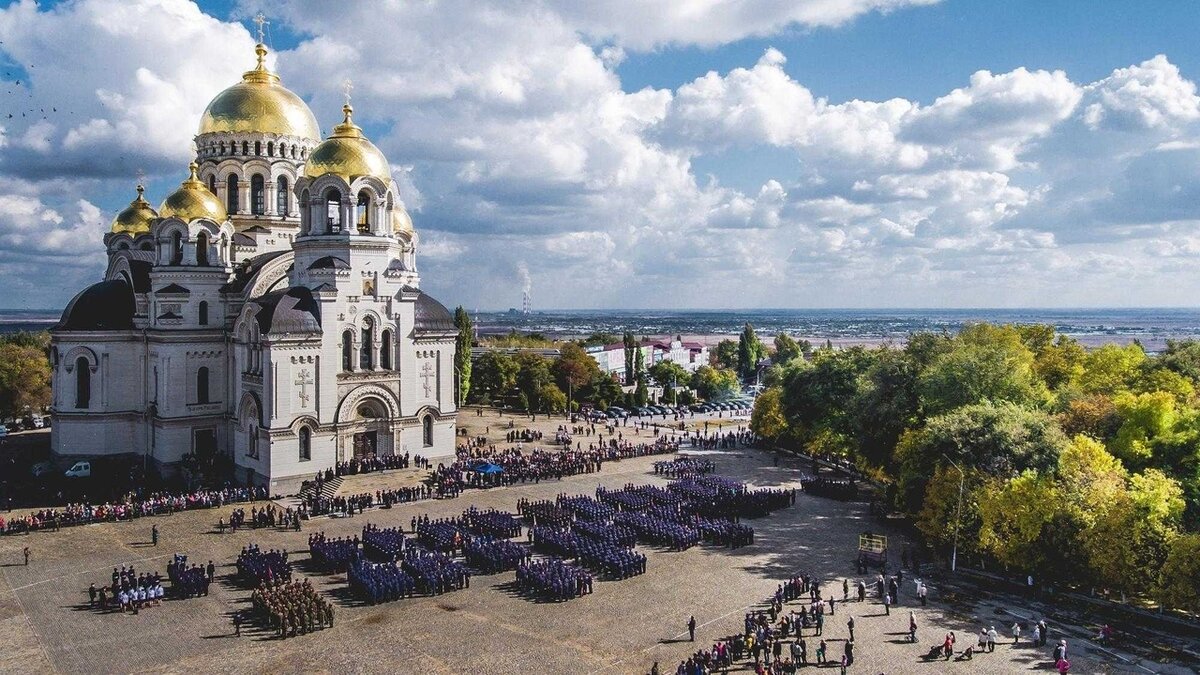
[348,558,416,604]
[224,503,302,532]
[401,545,470,595]
[251,578,333,638]
[515,558,592,601]
[1,486,268,535]
[236,545,290,585]
[653,457,717,478]
[799,477,858,501]
[88,564,165,613]
[166,554,213,598]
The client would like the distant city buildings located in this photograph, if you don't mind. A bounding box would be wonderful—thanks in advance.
[586,336,709,377]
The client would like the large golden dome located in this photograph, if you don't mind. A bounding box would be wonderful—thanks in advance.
[198,43,320,141]
[111,185,158,235]
[304,105,392,182]
[159,163,227,223]
[392,205,414,235]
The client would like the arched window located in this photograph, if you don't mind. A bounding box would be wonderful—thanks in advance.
[198,301,209,326]
[254,141,261,156]
[170,232,183,265]
[196,231,209,266]
[276,176,289,215]
[342,330,354,371]
[208,175,216,193]
[248,425,259,458]
[380,329,392,369]
[298,426,311,461]
[360,318,375,370]
[423,415,434,447]
[75,356,91,408]
[325,188,343,232]
[251,174,265,215]
[242,141,249,155]
[219,142,226,155]
[356,190,371,233]
[226,174,239,214]
[197,366,210,404]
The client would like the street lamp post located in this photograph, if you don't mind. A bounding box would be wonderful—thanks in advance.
[943,454,965,573]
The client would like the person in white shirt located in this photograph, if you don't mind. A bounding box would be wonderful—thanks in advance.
[987,626,998,652]
[1012,622,1021,644]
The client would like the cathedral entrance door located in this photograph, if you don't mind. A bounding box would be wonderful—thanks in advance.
[353,431,378,457]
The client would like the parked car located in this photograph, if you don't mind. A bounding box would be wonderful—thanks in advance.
[65,461,92,478]
[30,461,55,478]
[23,416,44,430]
[42,416,52,427]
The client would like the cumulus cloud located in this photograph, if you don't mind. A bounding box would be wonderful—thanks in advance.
[2,1,1200,309]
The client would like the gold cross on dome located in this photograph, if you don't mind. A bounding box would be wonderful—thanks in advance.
[135,168,147,188]
[253,13,268,44]
[342,78,354,107]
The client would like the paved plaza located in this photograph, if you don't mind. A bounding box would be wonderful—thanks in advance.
[0,413,1170,674]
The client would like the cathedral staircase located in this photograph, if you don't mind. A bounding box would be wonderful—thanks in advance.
[278,474,343,510]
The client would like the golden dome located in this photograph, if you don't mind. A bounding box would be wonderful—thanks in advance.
[110,185,158,235]
[158,163,227,223]
[392,205,414,235]
[197,43,320,141]
[304,105,392,182]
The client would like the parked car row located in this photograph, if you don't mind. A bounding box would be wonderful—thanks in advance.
[0,416,52,436]
[690,399,753,414]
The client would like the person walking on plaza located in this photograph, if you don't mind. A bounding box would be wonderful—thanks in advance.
[883,590,890,615]
[918,581,927,606]
[23,546,29,566]
[233,611,242,637]
[844,639,854,667]
[987,626,998,652]
[687,615,696,641]
[151,524,159,547]
[843,578,849,602]
[1012,621,1021,644]
[908,611,917,643]
[847,615,855,642]
[88,583,97,607]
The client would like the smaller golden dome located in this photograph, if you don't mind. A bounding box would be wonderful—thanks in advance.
[392,206,413,235]
[304,105,392,183]
[111,185,158,235]
[158,163,227,223]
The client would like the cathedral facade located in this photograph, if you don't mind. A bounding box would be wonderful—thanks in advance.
[49,41,458,491]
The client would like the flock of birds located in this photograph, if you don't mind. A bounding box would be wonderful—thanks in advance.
[4,41,77,121]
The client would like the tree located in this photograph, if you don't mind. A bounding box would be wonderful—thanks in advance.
[918,323,1047,415]
[469,351,519,404]
[581,372,624,409]
[750,387,787,441]
[648,361,689,388]
[737,323,765,381]
[714,339,738,370]
[850,347,920,473]
[1111,391,1176,465]
[1156,533,1200,612]
[1079,343,1146,396]
[515,352,553,411]
[622,332,637,386]
[773,333,803,365]
[914,463,985,558]
[537,383,567,414]
[978,470,1061,571]
[1156,339,1200,383]
[0,342,51,421]
[1058,394,1121,442]
[692,366,738,400]
[453,306,473,405]
[581,331,619,348]
[553,343,601,409]
[895,401,1065,513]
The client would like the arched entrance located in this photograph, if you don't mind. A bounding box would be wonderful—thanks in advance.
[335,386,400,462]
[351,397,388,457]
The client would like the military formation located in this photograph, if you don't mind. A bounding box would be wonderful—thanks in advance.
[251,579,334,638]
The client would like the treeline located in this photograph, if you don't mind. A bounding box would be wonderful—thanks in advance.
[750,323,1200,613]
[0,331,51,422]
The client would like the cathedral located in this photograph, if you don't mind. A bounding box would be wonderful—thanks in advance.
[49,39,458,491]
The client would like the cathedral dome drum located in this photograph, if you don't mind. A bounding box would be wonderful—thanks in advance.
[304,104,391,183]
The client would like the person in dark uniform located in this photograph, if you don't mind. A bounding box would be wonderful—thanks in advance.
[688,615,697,641]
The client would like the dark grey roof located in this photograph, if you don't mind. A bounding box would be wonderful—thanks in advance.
[308,256,350,270]
[156,283,190,295]
[128,260,152,293]
[221,250,290,294]
[232,233,256,246]
[312,282,338,293]
[55,279,135,331]
[156,311,182,320]
[252,286,321,334]
[414,291,455,333]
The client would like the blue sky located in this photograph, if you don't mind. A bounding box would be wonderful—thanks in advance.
[4,0,1200,310]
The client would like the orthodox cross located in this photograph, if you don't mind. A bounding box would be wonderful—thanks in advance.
[342,78,354,107]
[295,369,313,407]
[421,362,435,397]
[135,168,147,189]
[253,13,268,44]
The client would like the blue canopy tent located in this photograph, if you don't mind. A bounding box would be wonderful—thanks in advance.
[473,462,504,475]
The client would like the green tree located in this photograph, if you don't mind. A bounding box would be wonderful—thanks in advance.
[1156,339,1200,383]
[1156,533,1200,612]
[453,306,473,405]
[978,470,1061,571]
[714,339,738,370]
[553,342,601,408]
[515,352,553,411]
[914,463,985,558]
[1079,343,1146,396]
[692,366,739,400]
[581,332,619,348]
[850,347,920,473]
[537,383,567,414]
[469,351,519,404]
[737,323,765,381]
[622,332,637,386]
[773,333,803,365]
[1111,391,1176,465]
[918,323,1047,415]
[0,342,52,420]
[750,387,787,441]
[581,373,624,410]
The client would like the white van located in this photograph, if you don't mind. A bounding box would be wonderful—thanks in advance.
[64,461,91,478]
